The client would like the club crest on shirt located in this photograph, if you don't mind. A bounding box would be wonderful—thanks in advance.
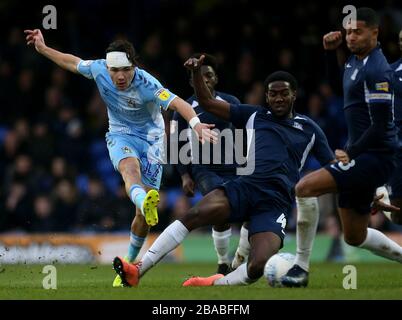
[126,98,137,107]
[292,122,303,130]
[122,146,132,154]
[375,82,389,92]
[155,88,171,101]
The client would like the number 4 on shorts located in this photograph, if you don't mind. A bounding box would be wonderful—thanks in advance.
[276,213,287,229]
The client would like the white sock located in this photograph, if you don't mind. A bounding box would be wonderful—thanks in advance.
[214,263,257,285]
[231,225,250,269]
[212,228,232,265]
[294,197,319,271]
[358,228,402,263]
[129,184,146,214]
[376,186,392,220]
[139,220,189,276]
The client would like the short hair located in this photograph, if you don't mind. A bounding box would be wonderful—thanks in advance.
[190,53,218,72]
[264,71,298,93]
[106,39,138,65]
[356,7,379,27]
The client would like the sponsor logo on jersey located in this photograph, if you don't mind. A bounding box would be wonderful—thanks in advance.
[155,88,171,101]
[375,82,389,92]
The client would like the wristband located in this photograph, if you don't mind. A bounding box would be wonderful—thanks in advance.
[189,117,201,129]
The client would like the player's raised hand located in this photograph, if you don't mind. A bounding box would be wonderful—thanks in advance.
[323,31,343,50]
[335,149,350,164]
[193,123,218,144]
[371,193,400,215]
[24,29,46,53]
[184,55,205,72]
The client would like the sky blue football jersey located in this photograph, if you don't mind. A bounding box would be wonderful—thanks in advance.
[77,59,177,142]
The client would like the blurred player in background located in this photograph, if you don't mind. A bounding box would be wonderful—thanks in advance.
[172,53,247,275]
[112,55,335,287]
[387,29,402,224]
[24,29,217,287]
[282,7,402,288]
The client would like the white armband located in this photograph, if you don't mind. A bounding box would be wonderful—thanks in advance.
[189,117,201,129]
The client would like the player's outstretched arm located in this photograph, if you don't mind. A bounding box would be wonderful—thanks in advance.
[184,55,231,121]
[170,97,218,144]
[24,29,81,74]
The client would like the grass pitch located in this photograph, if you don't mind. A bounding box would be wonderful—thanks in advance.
[0,263,401,300]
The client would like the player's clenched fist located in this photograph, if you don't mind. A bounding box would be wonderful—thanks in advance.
[323,31,343,50]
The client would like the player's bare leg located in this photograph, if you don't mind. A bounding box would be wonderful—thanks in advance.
[113,157,159,287]
[282,168,337,287]
[339,208,402,262]
[295,167,338,197]
[114,189,231,286]
[184,231,281,286]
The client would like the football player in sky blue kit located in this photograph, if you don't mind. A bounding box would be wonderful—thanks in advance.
[172,53,244,275]
[24,29,217,287]
[112,55,336,287]
[387,29,402,224]
[282,7,402,288]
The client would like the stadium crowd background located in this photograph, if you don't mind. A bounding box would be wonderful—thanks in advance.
[1,0,402,254]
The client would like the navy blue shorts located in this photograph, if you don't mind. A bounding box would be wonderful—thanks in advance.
[191,167,237,196]
[220,177,292,243]
[325,152,395,214]
[388,148,402,200]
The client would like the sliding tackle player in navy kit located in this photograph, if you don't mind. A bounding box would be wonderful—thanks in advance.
[112,57,336,287]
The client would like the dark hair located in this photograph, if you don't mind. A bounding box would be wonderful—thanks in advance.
[190,53,218,71]
[263,71,298,93]
[356,7,379,27]
[106,39,138,65]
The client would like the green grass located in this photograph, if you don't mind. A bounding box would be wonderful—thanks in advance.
[0,263,401,299]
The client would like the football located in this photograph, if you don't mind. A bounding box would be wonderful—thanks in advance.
[264,252,295,287]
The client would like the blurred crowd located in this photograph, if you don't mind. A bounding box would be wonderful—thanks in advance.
[1,0,402,247]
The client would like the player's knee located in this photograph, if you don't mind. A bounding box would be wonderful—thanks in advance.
[247,257,266,279]
[119,158,141,178]
[295,179,315,197]
[343,233,365,247]
[181,206,207,230]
